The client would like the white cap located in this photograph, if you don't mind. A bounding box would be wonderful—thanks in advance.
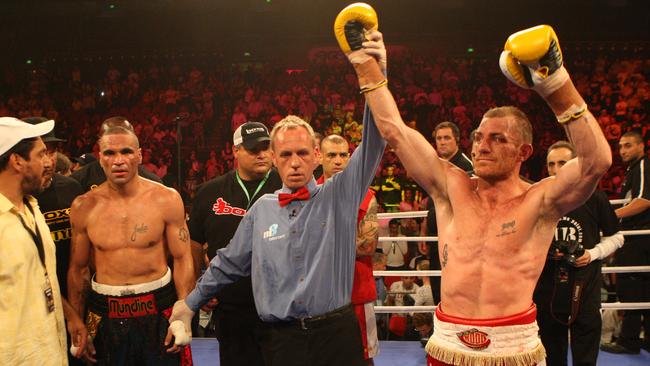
[0,117,54,156]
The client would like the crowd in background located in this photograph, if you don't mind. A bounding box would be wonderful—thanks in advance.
[1,50,647,206]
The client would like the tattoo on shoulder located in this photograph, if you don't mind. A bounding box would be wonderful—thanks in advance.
[130,223,148,242]
[442,243,448,268]
[179,227,189,243]
[496,220,517,237]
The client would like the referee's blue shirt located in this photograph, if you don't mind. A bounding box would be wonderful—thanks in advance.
[185,106,386,321]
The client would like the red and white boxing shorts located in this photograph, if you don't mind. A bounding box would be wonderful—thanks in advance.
[425,304,546,366]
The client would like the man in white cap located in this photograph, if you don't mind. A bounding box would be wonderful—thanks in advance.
[0,117,83,365]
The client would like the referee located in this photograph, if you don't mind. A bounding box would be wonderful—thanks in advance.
[188,122,281,366]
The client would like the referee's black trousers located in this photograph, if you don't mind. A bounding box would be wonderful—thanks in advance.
[257,304,365,366]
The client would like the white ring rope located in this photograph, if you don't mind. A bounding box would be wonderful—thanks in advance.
[373,266,650,277]
[610,198,631,205]
[378,230,650,242]
[378,236,437,242]
[378,211,428,219]
[377,198,631,221]
[375,199,649,314]
[373,302,650,313]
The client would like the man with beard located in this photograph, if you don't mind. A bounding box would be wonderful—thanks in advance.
[25,118,87,365]
[0,117,86,365]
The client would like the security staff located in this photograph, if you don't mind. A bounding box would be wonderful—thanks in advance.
[602,130,650,354]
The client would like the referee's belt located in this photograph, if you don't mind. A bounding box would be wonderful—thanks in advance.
[88,281,177,319]
[272,303,353,330]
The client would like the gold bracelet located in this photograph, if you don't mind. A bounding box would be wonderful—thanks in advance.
[360,79,388,94]
[557,103,588,124]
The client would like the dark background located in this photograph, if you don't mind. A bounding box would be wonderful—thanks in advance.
[1,0,648,64]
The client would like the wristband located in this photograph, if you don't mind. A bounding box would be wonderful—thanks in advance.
[360,79,388,94]
[556,103,588,124]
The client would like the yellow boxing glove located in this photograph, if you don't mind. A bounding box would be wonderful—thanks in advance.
[499,25,569,97]
[334,3,385,93]
[334,3,378,54]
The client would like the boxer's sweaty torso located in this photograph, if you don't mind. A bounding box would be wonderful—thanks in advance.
[434,167,559,318]
[80,179,171,285]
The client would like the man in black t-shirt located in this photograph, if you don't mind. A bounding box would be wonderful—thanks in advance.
[70,117,162,191]
[602,130,650,355]
[535,141,623,366]
[188,122,282,366]
[422,121,473,303]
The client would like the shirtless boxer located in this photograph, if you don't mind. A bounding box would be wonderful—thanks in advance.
[68,126,194,365]
[337,5,611,365]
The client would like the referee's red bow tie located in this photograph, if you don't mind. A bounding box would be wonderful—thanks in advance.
[278,187,310,207]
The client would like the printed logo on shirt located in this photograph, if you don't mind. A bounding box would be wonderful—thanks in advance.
[43,208,71,224]
[554,216,583,245]
[51,228,72,243]
[212,197,246,216]
[263,224,286,241]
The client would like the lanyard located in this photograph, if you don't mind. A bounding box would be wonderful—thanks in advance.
[16,198,55,313]
[235,170,270,209]
[17,198,47,271]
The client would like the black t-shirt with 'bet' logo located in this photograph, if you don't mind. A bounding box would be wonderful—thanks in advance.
[188,169,282,307]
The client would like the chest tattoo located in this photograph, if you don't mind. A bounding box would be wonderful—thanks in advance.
[496,220,517,237]
[442,243,448,268]
[130,223,148,242]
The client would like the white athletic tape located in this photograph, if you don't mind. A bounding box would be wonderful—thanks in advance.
[69,335,91,357]
[70,344,80,357]
[170,320,191,345]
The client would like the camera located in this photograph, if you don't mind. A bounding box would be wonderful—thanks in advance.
[549,239,585,266]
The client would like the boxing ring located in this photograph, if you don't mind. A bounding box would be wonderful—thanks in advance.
[191,203,650,365]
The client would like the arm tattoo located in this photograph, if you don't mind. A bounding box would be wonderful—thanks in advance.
[179,227,189,243]
[496,220,517,237]
[357,198,379,253]
[442,243,448,268]
[130,223,148,242]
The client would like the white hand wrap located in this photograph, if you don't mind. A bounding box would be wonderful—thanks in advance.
[170,320,192,345]
[587,232,625,262]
